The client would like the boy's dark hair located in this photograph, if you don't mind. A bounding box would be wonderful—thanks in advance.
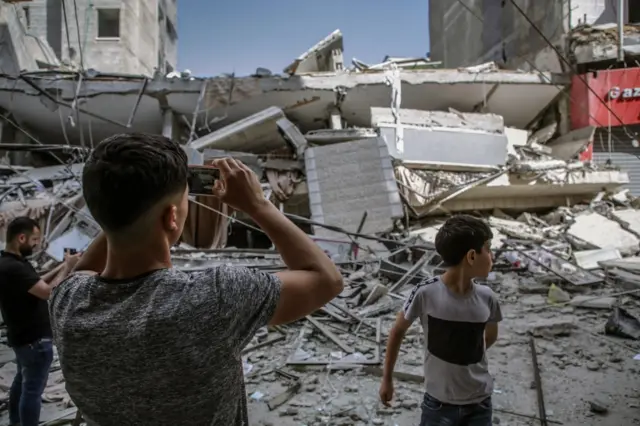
[6,217,40,242]
[82,133,188,233]
[435,215,493,266]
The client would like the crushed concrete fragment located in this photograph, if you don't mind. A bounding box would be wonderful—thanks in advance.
[570,296,616,309]
[573,248,622,270]
[529,318,575,338]
[589,399,609,414]
[567,213,640,256]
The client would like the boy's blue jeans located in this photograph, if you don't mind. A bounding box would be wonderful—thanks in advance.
[9,338,54,426]
[420,393,492,426]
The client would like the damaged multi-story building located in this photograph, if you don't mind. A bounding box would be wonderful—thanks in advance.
[1,5,640,426]
[429,0,640,195]
[0,8,629,259]
[0,0,177,75]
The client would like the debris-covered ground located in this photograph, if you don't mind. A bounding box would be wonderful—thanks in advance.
[3,200,640,425]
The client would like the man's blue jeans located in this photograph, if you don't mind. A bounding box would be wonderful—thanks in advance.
[420,393,492,426]
[9,339,54,426]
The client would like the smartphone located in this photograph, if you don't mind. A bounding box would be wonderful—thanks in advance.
[188,166,220,196]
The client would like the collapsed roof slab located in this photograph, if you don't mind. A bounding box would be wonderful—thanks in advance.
[284,29,343,75]
[372,108,508,170]
[0,68,567,146]
[410,170,629,216]
[187,106,288,153]
[379,125,509,171]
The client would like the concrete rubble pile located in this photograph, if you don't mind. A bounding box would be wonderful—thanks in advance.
[0,33,640,426]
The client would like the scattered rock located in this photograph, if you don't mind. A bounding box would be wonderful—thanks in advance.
[400,400,419,409]
[586,361,601,371]
[279,407,298,416]
[589,399,609,414]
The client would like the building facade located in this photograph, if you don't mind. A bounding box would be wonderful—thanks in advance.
[429,0,640,195]
[16,0,177,76]
[428,0,636,72]
[571,68,640,195]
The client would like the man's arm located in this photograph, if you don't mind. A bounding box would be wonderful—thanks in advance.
[379,286,424,406]
[211,158,344,326]
[41,263,65,282]
[250,203,344,325]
[72,232,107,274]
[10,260,70,300]
[383,312,412,381]
[485,322,498,349]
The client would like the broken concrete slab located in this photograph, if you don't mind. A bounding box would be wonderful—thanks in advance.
[378,123,508,171]
[488,217,544,243]
[529,317,576,338]
[505,127,528,157]
[363,282,389,306]
[570,295,616,309]
[284,29,343,75]
[370,108,505,132]
[567,212,640,256]
[573,248,622,270]
[546,126,595,161]
[276,118,308,159]
[599,256,640,273]
[187,106,288,154]
[304,128,377,145]
[611,208,640,238]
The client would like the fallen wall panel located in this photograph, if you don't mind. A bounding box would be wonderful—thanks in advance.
[379,126,508,169]
[305,137,403,238]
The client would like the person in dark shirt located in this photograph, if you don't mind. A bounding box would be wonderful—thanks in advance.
[0,217,76,426]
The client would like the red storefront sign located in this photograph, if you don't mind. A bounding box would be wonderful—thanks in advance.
[571,67,640,129]
[570,68,640,161]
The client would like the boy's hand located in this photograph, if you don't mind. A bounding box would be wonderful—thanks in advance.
[211,158,268,216]
[63,252,81,270]
[379,378,394,406]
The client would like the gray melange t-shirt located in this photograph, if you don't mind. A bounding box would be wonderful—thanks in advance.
[403,276,502,405]
[49,266,281,426]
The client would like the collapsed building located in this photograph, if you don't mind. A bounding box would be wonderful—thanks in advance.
[0,8,639,426]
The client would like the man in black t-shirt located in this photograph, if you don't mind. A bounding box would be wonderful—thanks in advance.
[0,217,74,426]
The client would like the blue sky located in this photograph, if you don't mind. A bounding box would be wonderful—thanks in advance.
[177,0,429,77]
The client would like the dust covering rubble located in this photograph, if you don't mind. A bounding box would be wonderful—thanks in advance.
[0,44,639,426]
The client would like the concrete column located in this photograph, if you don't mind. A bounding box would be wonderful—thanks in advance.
[329,107,342,130]
[162,109,178,140]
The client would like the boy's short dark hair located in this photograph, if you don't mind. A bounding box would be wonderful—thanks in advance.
[6,217,40,242]
[435,215,493,266]
[82,133,188,233]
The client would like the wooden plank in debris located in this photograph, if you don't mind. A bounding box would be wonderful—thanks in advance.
[362,365,424,384]
[388,254,431,293]
[306,316,354,353]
